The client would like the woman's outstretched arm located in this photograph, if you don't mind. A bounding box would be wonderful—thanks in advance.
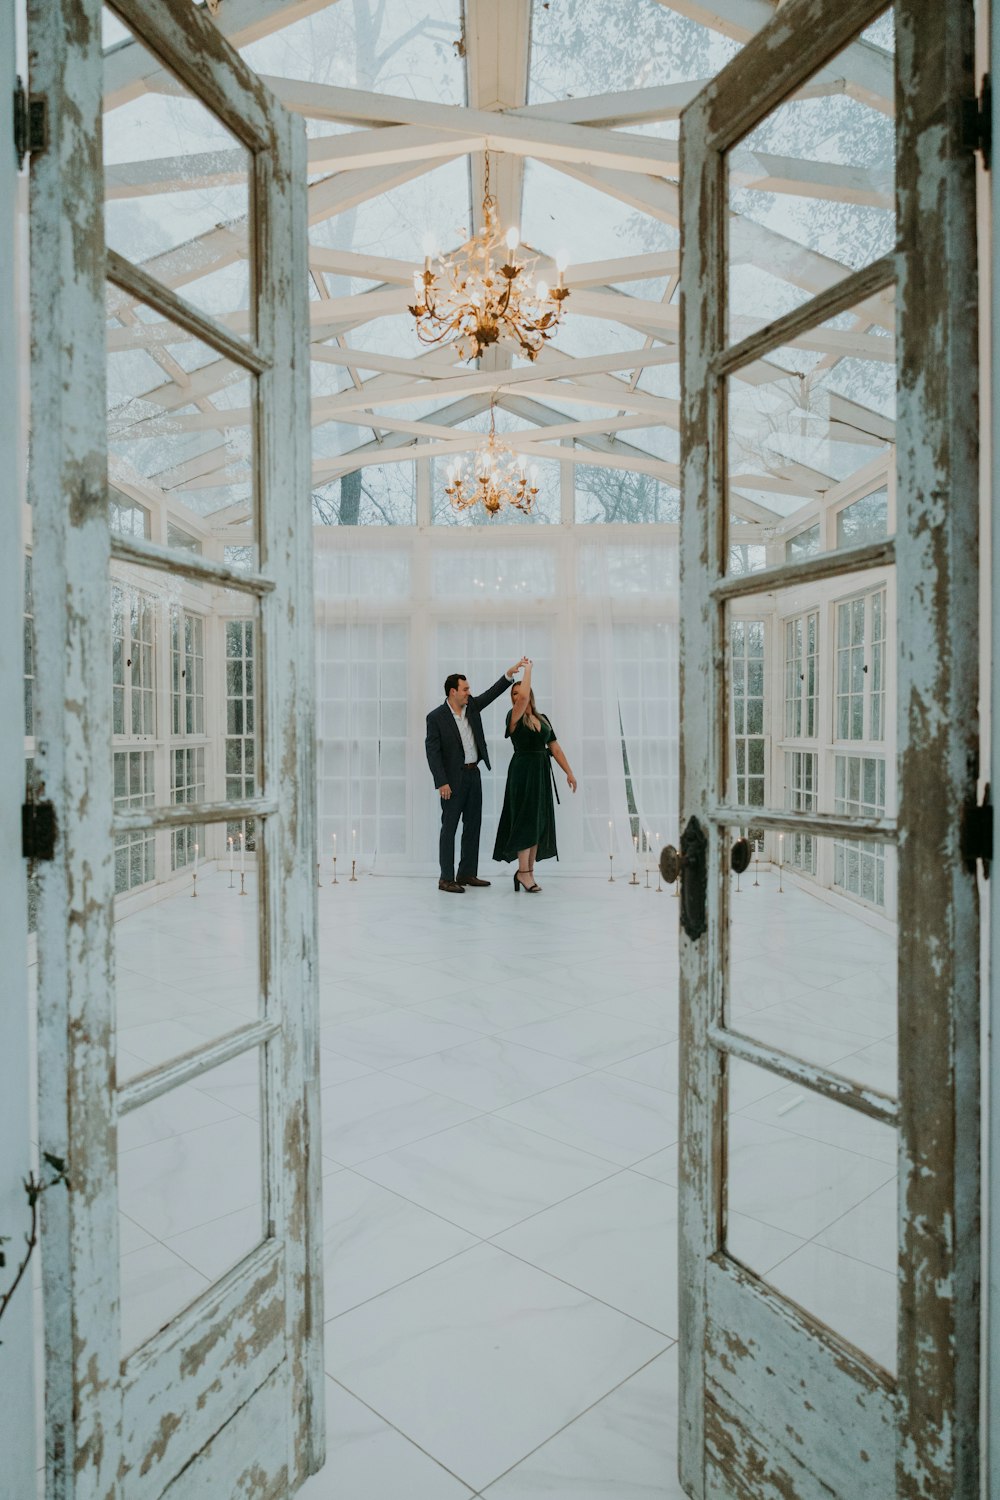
[509,659,532,728]
[549,739,577,793]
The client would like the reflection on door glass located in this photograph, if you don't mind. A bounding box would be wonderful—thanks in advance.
[103,7,253,323]
[118,1050,265,1355]
[726,286,895,575]
[725,1058,897,1373]
[727,8,895,339]
[115,818,263,1082]
[105,284,256,554]
[727,832,897,1094]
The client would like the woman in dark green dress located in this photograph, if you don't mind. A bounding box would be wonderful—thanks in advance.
[493,660,577,892]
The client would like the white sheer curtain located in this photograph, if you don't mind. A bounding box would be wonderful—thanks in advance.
[314,526,679,876]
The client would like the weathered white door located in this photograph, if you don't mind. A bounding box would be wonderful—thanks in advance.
[678,1,980,1496]
[29,1,322,1494]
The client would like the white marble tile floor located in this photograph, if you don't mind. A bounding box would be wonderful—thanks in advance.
[97,866,899,1495]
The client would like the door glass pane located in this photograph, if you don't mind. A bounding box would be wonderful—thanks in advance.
[106,284,257,552]
[728,833,897,1093]
[102,7,254,327]
[118,1051,265,1354]
[725,1057,897,1373]
[727,7,895,341]
[115,820,263,1081]
[725,286,895,574]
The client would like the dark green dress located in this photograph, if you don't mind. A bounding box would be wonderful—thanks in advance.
[493,710,558,862]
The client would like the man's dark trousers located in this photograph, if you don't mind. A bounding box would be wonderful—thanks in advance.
[439,765,482,883]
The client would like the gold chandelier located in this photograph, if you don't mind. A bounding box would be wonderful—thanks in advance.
[409,154,569,363]
[444,395,540,517]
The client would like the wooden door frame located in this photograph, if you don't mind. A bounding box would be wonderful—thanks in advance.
[0,0,37,1490]
[678,0,980,1495]
[28,1,323,1492]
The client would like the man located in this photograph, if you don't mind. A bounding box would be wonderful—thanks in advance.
[426,658,528,892]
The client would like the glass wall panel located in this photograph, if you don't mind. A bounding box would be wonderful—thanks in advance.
[575,464,680,525]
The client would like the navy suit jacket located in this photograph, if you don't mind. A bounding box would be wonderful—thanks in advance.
[425,675,510,790]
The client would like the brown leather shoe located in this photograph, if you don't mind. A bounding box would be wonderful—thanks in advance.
[458,876,491,887]
[438,879,465,893]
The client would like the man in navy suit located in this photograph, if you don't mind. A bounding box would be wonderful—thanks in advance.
[426,659,528,892]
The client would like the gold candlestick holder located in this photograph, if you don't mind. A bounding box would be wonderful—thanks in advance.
[778,860,784,894]
[239,871,247,896]
[608,854,615,883]
[753,852,760,887]
[656,863,662,893]
[350,858,358,883]
[629,866,640,887]
[228,866,234,890]
[332,856,338,886]
[191,871,198,898]
[644,865,651,889]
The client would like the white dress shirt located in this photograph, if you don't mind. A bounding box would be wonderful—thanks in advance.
[450,704,478,764]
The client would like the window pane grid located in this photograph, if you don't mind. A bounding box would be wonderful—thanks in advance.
[225,618,257,847]
[172,609,205,737]
[833,752,886,907]
[731,619,766,811]
[114,749,155,893]
[784,749,817,874]
[171,746,205,869]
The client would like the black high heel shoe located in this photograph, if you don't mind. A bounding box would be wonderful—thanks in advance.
[514,871,542,894]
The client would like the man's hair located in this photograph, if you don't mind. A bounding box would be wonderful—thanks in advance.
[444,673,468,697]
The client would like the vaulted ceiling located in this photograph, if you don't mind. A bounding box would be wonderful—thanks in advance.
[102,0,896,535]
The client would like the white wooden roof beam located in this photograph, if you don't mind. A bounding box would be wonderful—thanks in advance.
[307,246,679,288]
[659,0,893,112]
[103,0,340,109]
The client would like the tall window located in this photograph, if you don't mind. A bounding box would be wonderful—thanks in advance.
[834,753,886,907]
[111,585,156,738]
[114,750,155,893]
[731,619,765,809]
[785,750,817,875]
[225,619,256,848]
[870,589,886,741]
[171,609,205,736]
[835,588,886,742]
[784,610,818,739]
[171,746,205,870]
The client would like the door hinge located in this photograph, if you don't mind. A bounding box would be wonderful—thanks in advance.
[22,799,58,863]
[961,783,992,879]
[13,76,48,170]
[963,73,992,169]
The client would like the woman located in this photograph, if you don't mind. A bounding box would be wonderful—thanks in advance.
[493,660,577,892]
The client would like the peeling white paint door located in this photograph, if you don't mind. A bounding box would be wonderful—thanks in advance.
[28,2,323,1495]
[677,1,980,1496]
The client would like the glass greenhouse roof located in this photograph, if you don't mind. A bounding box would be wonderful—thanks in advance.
[97,0,897,527]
